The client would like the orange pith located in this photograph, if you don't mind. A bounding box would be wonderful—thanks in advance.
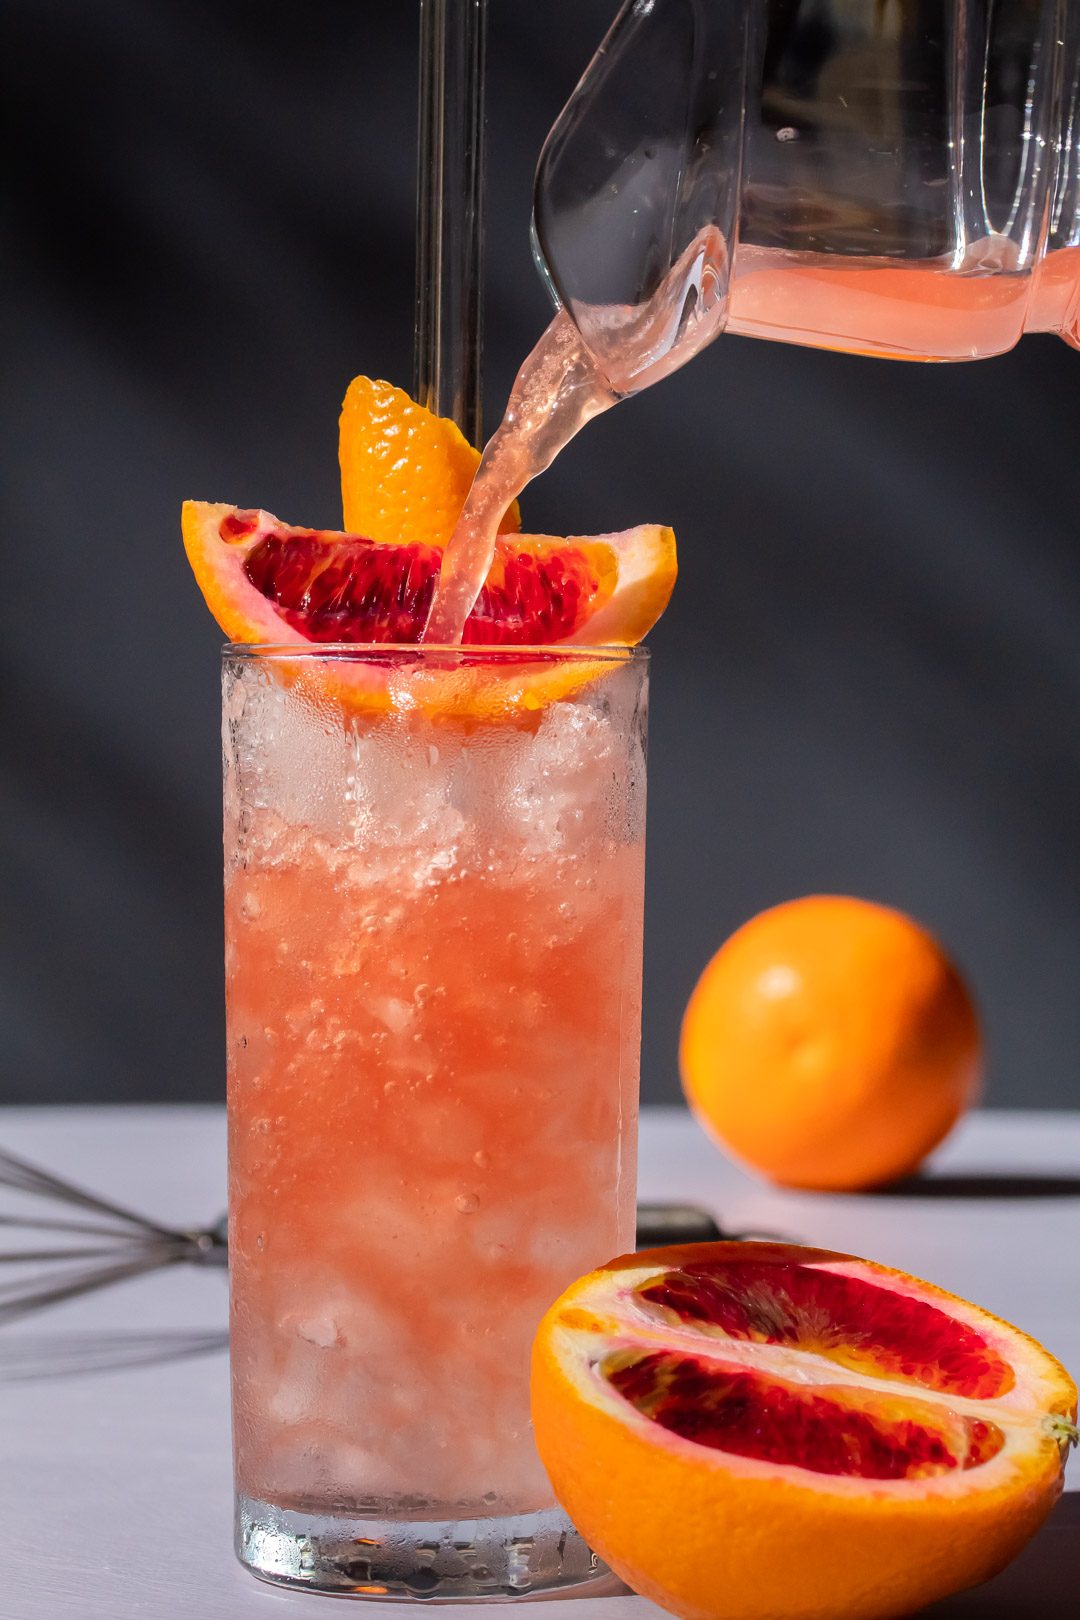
[680,895,982,1190]
[338,375,521,544]
[531,1242,1077,1620]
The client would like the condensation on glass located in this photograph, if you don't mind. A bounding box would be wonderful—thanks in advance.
[222,645,648,1599]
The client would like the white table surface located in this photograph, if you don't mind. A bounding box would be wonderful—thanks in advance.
[1,1106,1078,1620]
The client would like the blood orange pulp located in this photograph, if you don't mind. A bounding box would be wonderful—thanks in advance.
[532,1242,1077,1620]
[182,502,676,650]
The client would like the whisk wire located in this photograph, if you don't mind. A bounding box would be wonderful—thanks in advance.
[0,1146,180,1238]
[0,1212,155,1240]
[0,1250,192,1325]
[0,1144,227,1332]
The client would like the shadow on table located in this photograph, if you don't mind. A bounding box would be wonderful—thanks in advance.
[0,1329,228,1380]
[865,1172,1080,1199]
[919,1491,1080,1615]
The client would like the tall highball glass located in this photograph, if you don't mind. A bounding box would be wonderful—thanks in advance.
[223,644,648,1598]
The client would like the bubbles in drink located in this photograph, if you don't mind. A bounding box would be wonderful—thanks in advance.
[226,665,644,1513]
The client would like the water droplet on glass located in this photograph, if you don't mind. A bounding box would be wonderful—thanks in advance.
[454,1192,480,1214]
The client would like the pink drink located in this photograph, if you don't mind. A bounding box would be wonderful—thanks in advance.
[226,646,646,1596]
[726,243,1080,361]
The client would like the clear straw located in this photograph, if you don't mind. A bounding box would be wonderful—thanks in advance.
[414,0,489,444]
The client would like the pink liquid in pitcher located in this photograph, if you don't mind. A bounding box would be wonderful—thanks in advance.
[728,243,1080,362]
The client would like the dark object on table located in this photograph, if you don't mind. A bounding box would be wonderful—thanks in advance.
[636,1203,725,1247]
[636,1203,794,1248]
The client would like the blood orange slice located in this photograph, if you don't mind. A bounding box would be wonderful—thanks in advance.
[532,1242,1077,1620]
[181,502,676,650]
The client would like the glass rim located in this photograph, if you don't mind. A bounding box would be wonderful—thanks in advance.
[222,642,649,664]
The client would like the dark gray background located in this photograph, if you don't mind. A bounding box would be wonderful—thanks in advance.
[4,1,1078,1110]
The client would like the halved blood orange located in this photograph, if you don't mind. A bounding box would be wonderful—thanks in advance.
[532,1242,1077,1620]
[182,502,676,651]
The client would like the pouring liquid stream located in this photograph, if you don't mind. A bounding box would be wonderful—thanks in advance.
[421,228,729,646]
[420,311,617,646]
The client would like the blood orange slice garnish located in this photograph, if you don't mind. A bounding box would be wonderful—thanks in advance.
[184,375,674,713]
[182,502,676,650]
[532,1241,1077,1620]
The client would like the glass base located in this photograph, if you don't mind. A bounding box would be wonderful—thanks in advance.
[236,1494,607,1600]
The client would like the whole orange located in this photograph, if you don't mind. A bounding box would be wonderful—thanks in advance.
[679,895,981,1190]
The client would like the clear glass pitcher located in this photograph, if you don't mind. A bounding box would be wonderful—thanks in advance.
[533,0,1080,381]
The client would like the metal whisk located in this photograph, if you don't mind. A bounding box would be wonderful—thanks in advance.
[0,1144,227,1327]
